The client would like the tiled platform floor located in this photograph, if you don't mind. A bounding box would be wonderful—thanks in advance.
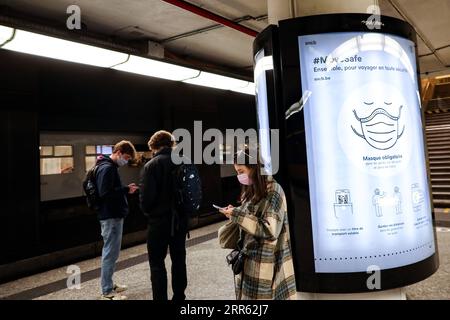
[0,223,448,300]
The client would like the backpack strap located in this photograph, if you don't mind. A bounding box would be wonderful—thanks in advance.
[90,164,100,192]
[91,164,99,180]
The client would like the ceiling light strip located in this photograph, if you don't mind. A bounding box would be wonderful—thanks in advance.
[0,24,255,95]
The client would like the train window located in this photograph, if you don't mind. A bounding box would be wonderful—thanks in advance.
[40,146,53,156]
[96,145,113,155]
[101,145,113,154]
[54,145,73,156]
[85,145,114,171]
[85,156,96,171]
[85,145,96,155]
[40,145,74,175]
[86,145,113,155]
[40,157,74,175]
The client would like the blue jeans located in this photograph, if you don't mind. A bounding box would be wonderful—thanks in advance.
[100,218,124,295]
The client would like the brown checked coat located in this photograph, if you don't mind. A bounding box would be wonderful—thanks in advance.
[230,179,297,300]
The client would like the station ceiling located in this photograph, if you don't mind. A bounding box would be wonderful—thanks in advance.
[0,0,449,78]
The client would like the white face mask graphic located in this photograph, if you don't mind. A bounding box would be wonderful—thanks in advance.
[351,103,405,150]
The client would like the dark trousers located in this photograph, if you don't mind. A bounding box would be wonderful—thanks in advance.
[147,217,187,301]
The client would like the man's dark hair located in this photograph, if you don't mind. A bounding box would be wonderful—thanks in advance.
[148,130,175,151]
[113,140,137,160]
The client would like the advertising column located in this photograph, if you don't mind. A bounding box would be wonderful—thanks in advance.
[298,32,436,273]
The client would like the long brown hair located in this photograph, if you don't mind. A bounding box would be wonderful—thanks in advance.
[234,147,270,204]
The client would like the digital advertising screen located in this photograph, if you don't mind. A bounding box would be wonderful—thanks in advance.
[254,48,273,175]
[298,32,436,273]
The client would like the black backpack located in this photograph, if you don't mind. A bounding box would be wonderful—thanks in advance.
[171,163,202,216]
[82,165,100,210]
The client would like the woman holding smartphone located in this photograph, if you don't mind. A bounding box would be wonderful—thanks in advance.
[220,147,297,300]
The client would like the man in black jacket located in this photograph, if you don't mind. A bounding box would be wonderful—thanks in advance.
[140,130,188,301]
[96,140,138,300]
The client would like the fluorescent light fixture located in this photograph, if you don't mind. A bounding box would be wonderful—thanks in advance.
[112,55,200,81]
[0,25,14,45]
[0,25,253,95]
[183,71,251,91]
[230,82,255,95]
[2,29,128,67]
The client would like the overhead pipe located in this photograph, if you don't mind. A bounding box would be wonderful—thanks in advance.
[161,0,258,37]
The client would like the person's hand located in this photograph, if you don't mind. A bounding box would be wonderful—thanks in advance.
[219,205,234,219]
[128,183,139,194]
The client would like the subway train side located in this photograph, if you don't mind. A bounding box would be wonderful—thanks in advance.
[0,49,256,282]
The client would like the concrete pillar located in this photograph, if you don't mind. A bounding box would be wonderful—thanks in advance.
[267,0,293,25]
[267,0,407,300]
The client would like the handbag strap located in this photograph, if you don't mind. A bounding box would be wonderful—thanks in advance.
[237,229,245,251]
[233,258,245,300]
[238,265,244,300]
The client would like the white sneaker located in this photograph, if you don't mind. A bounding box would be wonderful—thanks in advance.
[113,284,128,293]
[100,292,128,300]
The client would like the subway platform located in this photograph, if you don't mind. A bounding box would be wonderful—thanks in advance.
[0,221,448,300]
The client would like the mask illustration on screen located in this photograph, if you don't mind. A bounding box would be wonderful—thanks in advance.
[351,103,405,150]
